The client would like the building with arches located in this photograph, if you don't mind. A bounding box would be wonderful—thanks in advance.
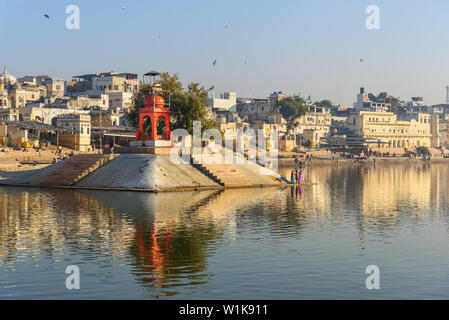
[136,94,171,141]
[355,111,439,148]
[0,67,49,109]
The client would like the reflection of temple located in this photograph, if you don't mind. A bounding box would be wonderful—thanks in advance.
[4,164,448,297]
[0,186,286,297]
[90,188,278,296]
[134,224,172,291]
[4,164,443,297]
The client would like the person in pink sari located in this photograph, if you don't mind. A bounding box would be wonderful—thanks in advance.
[298,170,304,184]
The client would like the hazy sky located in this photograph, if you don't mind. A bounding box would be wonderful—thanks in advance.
[1,0,449,106]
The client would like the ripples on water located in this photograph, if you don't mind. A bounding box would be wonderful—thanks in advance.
[1,162,449,299]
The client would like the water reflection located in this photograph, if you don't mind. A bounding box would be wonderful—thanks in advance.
[2,162,449,299]
[280,162,449,232]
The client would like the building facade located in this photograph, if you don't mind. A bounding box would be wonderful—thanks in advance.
[355,111,439,148]
[354,88,391,111]
[208,92,237,111]
[56,114,92,151]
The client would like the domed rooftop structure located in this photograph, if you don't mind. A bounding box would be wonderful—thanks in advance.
[0,67,17,86]
[144,94,166,110]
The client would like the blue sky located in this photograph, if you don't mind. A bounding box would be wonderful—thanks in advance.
[1,0,449,106]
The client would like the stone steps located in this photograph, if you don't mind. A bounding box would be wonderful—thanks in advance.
[40,154,118,186]
[191,154,256,187]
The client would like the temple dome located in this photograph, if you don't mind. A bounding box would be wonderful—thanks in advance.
[0,67,17,86]
[144,95,166,109]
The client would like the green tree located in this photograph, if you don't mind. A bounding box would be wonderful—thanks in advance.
[171,82,216,134]
[126,73,216,134]
[314,99,333,109]
[389,96,406,114]
[416,146,430,155]
[275,95,308,132]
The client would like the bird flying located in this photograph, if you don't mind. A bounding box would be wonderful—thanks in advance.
[224,23,230,28]
[212,60,217,66]
[44,14,49,19]
[121,6,126,10]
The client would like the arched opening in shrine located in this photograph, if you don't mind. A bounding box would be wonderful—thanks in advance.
[143,116,152,137]
[157,116,166,138]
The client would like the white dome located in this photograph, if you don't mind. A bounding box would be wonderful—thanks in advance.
[0,67,17,86]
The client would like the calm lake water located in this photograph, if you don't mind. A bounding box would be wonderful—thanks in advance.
[2,162,449,299]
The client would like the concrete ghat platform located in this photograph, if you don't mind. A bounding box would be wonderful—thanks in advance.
[76,154,221,190]
[0,154,282,192]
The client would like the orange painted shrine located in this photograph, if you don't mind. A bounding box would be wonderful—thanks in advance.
[135,94,172,141]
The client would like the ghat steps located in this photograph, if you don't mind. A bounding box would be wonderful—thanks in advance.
[191,155,255,187]
[40,154,118,186]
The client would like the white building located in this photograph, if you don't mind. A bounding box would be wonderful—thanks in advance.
[57,114,91,133]
[107,91,133,110]
[354,87,390,111]
[56,114,92,152]
[50,78,65,97]
[208,92,237,111]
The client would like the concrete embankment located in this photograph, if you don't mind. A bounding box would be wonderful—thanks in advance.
[0,154,281,192]
[0,159,68,185]
[76,154,222,191]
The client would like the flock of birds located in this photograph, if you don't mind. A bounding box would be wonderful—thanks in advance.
[42,9,366,69]
[43,10,237,68]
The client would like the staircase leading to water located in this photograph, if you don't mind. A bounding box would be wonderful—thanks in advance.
[40,154,118,186]
[191,154,255,187]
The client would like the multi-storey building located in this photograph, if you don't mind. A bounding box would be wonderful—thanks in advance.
[293,106,332,147]
[237,98,279,123]
[70,72,138,96]
[56,114,92,151]
[354,87,391,111]
[355,111,439,148]
[48,94,109,110]
[208,92,237,111]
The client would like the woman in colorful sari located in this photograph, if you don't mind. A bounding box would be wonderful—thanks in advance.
[298,170,304,184]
